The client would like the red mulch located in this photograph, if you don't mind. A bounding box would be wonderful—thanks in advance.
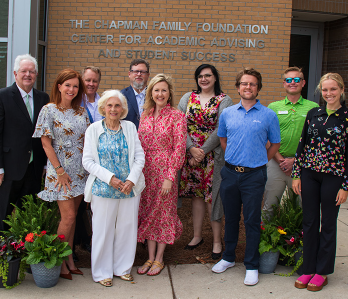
[75,198,246,268]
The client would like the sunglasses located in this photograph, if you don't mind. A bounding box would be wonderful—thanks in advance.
[285,77,302,83]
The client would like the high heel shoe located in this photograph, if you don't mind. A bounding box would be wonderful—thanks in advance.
[211,242,222,260]
[60,272,72,280]
[67,265,83,275]
[184,238,204,250]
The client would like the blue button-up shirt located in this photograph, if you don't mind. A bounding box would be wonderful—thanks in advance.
[218,100,281,168]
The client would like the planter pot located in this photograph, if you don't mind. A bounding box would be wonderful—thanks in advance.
[0,258,21,288]
[294,251,303,275]
[277,252,290,266]
[259,251,280,274]
[30,263,61,288]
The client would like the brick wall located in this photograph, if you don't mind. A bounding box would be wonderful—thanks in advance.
[322,17,348,100]
[47,0,293,106]
[293,0,348,14]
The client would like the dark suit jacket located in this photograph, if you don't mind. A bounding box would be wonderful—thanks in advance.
[121,85,140,129]
[0,83,49,182]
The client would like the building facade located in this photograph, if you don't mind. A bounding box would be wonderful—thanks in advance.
[1,0,347,106]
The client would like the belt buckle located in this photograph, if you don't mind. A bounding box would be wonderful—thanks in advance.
[235,166,245,173]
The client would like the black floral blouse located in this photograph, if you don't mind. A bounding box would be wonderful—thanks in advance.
[292,106,348,190]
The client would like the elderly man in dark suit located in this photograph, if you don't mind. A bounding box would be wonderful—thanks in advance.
[0,54,49,230]
[121,59,150,129]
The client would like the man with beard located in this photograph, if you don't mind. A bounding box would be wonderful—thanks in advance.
[121,59,150,129]
[263,67,318,217]
[212,68,280,286]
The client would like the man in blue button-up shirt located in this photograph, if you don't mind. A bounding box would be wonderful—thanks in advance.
[212,68,280,286]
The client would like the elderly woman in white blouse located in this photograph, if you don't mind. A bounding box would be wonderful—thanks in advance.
[82,90,145,287]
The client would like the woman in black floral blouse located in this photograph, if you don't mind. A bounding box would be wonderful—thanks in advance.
[292,73,348,292]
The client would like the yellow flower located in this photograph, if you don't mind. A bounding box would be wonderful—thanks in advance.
[278,229,287,235]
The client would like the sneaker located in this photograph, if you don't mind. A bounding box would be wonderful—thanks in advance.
[212,259,235,273]
[244,270,259,286]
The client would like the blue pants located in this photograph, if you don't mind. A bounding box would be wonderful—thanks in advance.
[220,165,267,269]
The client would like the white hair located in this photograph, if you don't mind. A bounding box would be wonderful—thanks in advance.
[98,90,128,119]
[14,54,38,73]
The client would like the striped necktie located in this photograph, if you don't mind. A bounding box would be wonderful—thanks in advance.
[25,94,33,121]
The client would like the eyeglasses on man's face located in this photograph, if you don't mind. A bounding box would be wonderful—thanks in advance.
[285,77,302,83]
[239,82,258,87]
[130,70,149,75]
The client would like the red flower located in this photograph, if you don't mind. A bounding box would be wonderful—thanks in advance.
[41,231,47,236]
[25,233,34,242]
[277,226,284,230]
[58,235,65,241]
[261,226,265,230]
[290,237,295,243]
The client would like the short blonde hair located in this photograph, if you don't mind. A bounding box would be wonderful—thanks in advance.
[98,90,128,119]
[316,73,345,101]
[143,74,174,113]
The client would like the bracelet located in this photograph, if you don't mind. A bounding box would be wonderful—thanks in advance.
[57,171,66,176]
[188,145,194,150]
[55,165,62,170]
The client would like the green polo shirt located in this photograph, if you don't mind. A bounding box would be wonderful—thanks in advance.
[268,96,319,157]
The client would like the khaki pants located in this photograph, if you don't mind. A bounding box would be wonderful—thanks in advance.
[263,158,294,216]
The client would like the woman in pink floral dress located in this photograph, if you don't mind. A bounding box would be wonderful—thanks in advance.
[178,64,233,259]
[137,74,186,276]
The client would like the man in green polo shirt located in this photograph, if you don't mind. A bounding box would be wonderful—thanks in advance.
[263,67,319,216]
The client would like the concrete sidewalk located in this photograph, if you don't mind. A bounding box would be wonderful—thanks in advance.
[2,202,348,298]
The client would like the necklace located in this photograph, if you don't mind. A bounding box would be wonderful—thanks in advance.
[104,120,121,135]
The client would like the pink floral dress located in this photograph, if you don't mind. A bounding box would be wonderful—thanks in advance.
[179,92,225,203]
[137,104,186,244]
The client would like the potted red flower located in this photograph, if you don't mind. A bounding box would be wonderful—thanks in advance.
[0,235,26,289]
[23,231,72,288]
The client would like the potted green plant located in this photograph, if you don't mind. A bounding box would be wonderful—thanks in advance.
[23,231,72,288]
[0,235,26,289]
[3,194,60,240]
[271,188,303,276]
[259,215,288,274]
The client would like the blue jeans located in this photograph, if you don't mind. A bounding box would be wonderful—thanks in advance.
[220,165,267,270]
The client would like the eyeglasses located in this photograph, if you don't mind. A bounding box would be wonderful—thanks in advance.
[198,74,213,79]
[285,77,302,83]
[240,82,258,87]
[130,70,148,75]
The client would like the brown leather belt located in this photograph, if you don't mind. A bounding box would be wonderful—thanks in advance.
[225,162,265,173]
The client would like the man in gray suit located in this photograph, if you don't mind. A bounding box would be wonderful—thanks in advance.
[121,59,150,129]
[0,54,49,230]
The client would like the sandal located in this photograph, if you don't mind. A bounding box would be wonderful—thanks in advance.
[307,274,328,292]
[98,278,112,287]
[294,274,314,289]
[137,260,153,275]
[147,261,165,276]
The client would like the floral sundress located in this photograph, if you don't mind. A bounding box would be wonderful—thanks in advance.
[179,92,225,203]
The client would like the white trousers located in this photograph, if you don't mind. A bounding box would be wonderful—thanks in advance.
[263,158,294,215]
[90,194,140,282]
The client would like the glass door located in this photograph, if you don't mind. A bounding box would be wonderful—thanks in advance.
[290,22,324,104]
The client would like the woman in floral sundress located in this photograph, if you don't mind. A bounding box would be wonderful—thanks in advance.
[33,69,89,279]
[137,74,186,276]
[178,64,232,259]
